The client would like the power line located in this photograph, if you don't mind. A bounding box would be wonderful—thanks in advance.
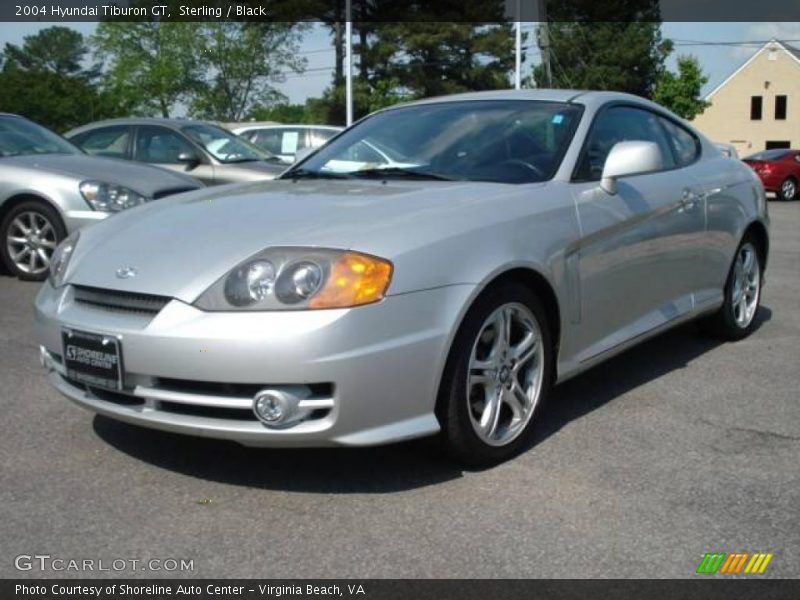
[295,47,336,55]
[670,38,800,47]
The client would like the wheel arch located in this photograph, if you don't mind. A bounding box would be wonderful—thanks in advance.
[743,219,769,272]
[434,265,563,412]
[479,267,562,354]
[0,192,65,229]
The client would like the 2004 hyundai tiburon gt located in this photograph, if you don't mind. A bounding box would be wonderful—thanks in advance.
[35,90,769,465]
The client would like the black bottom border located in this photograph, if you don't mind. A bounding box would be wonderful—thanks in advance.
[4,579,800,600]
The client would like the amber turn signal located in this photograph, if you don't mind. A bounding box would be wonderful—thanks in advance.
[309,252,393,309]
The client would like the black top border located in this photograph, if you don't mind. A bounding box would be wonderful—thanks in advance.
[2,0,800,22]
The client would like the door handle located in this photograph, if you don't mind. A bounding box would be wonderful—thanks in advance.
[680,189,703,210]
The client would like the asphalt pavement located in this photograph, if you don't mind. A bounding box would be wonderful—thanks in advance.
[1,201,798,579]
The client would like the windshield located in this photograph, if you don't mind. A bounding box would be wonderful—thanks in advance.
[285,100,583,184]
[0,116,81,158]
[746,149,790,161]
[182,124,277,164]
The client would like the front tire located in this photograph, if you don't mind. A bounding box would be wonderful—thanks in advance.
[0,200,65,281]
[779,177,797,201]
[704,236,763,340]
[437,282,553,466]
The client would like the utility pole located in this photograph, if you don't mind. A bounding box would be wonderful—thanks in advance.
[345,0,353,126]
[514,0,521,89]
[537,22,552,88]
[536,0,552,88]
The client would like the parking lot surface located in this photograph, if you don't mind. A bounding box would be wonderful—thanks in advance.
[1,202,798,579]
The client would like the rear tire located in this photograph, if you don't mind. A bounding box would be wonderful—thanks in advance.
[779,177,797,201]
[436,282,554,467]
[0,200,66,281]
[703,235,763,341]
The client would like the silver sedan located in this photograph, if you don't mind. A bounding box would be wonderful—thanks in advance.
[66,118,287,186]
[34,90,769,465]
[0,114,203,280]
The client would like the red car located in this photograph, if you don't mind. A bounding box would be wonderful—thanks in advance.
[743,149,800,201]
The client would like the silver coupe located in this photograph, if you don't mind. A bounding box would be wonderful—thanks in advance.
[35,90,769,465]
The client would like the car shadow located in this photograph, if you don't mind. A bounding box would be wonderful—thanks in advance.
[526,306,773,452]
[93,307,772,493]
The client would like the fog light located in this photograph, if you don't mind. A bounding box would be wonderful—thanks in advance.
[254,392,286,425]
[252,386,313,428]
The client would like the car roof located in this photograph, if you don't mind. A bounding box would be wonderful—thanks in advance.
[230,123,343,131]
[388,89,667,112]
[67,117,219,135]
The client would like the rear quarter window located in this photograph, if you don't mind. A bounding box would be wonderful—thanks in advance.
[658,117,700,167]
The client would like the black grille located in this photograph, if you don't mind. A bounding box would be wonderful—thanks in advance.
[61,375,144,407]
[154,378,334,399]
[159,401,257,421]
[73,285,170,316]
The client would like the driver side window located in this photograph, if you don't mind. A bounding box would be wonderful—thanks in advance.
[575,106,675,181]
[135,126,194,164]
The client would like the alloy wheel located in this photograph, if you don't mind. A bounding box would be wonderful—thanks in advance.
[781,179,796,201]
[5,211,57,276]
[731,242,760,329]
[466,302,544,447]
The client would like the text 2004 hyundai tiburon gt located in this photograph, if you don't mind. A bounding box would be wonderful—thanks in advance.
[36,90,768,465]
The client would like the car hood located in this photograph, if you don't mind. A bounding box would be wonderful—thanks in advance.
[67,178,545,302]
[1,154,202,196]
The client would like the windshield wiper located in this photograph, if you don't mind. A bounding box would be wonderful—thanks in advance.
[284,168,354,180]
[349,167,458,181]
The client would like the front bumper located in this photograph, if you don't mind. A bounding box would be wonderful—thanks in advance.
[61,208,107,234]
[34,282,474,447]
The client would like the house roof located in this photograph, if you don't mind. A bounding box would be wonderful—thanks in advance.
[784,41,800,62]
[704,39,800,100]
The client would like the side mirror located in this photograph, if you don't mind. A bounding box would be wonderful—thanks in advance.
[293,147,315,164]
[177,151,200,168]
[600,141,663,195]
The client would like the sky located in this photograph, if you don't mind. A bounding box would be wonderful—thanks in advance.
[1,21,799,109]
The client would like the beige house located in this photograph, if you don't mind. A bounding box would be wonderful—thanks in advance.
[693,39,800,155]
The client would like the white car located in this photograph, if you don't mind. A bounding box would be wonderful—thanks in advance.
[228,123,342,164]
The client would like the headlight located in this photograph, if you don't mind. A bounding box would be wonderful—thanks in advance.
[275,261,323,304]
[49,231,79,287]
[195,248,393,311]
[224,260,277,306]
[79,181,146,212]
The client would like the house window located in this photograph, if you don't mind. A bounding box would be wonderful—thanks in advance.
[765,141,790,150]
[751,96,763,120]
[775,95,787,120]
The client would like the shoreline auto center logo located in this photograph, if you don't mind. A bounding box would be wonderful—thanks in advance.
[696,552,773,575]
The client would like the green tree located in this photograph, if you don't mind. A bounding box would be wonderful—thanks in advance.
[2,26,98,78]
[371,22,516,98]
[307,77,406,125]
[0,69,111,131]
[248,103,309,123]
[92,21,201,117]
[312,15,518,124]
[0,26,111,130]
[532,20,672,96]
[653,55,710,120]
[188,23,307,121]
